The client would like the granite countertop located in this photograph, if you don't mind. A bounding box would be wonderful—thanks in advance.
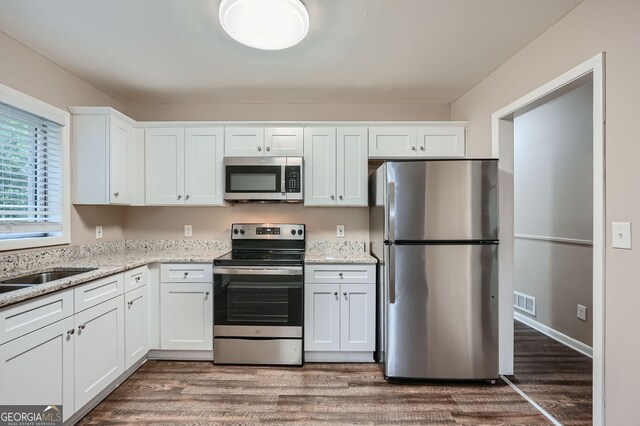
[0,240,229,309]
[304,241,377,265]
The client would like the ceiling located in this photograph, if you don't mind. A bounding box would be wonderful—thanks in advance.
[0,0,582,105]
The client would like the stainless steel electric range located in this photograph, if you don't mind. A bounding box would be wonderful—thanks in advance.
[213,223,305,365]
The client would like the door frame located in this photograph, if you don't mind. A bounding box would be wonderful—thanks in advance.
[491,53,605,425]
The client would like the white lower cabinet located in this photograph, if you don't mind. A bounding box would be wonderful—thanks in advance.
[160,282,213,350]
[125,285,149,369]
[74,294,125,409]
[304,264,376,360]
[0,316,75,421]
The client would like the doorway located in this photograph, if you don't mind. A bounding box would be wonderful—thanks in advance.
[492,53,605,425]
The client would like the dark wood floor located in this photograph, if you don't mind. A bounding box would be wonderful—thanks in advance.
[79,362,550,425]
[511,320,593,425]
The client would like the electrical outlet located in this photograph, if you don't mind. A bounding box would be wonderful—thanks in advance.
[577,304,587,321]
[184,225,193,237]
[336,225,345,238]
[95,226,103,239]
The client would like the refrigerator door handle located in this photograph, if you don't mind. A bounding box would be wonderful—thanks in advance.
[388,181,395,242]
[389,245,396,304]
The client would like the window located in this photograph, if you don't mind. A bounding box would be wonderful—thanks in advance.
[0,83,70,250]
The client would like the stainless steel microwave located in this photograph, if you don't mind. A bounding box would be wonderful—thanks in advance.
[223,157,303,202]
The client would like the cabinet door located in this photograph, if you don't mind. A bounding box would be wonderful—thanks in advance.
[417,126,465,157]
[340,284,375,352]
[109,115,131,204]
[224,127,264,156]
[304,284,340,351]
[145,128,185,205]
[368,127,418,158]
[303,127,337,206]
[160,283,213,350]
[125,286,148,370]
[0,317,74,421]
[336,127,368,206]
[74,295,125,409]
[265,127,303,156]
[184,127,224,205]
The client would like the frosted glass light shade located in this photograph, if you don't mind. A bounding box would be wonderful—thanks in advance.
[219,0,309,50]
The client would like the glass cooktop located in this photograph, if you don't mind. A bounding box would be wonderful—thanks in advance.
[214,250,304,267]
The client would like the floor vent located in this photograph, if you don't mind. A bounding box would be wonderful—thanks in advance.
[513,291,536,316]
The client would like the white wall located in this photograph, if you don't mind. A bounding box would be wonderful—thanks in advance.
[514,83,593,346]
[450,0,640,422]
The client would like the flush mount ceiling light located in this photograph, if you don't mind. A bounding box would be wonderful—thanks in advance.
[219,0,309,50]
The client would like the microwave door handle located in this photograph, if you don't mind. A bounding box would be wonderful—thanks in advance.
[281,165,286,194]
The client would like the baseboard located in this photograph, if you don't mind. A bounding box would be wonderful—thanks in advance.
[304,351,374,363]
[66,357,147,425]
[514,312,593,358]
[148,349,214,361]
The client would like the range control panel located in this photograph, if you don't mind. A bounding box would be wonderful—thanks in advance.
[231,223,305,240]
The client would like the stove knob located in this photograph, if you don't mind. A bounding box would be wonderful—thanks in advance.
[297,229,303,236]
[291,229,296,235]
[233,229,239,235]
[240,229,245,235]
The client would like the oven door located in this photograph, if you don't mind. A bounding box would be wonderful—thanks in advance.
[213,266,303,338]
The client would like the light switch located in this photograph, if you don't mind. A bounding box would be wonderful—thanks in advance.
[612,222,631,249]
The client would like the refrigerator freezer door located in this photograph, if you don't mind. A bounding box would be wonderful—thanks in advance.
[386,160,498,241]
[385,243,498,380]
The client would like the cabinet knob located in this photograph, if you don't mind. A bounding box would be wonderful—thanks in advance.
[266,146,271,151]
[185,195,190,200]
[334,292,338,296]
[113,192,119,197]
[128,301,134,307]
[411,146,416,151]
[420,146,425,151]
[135,276,141,282]
[184,272,189,277]
[330,195,335,200]
[257,146,262,151]
[177,194,182,200]
[205,291,210,296]
[339,195,343,200]
[338,272,343,278]
[343,292,348,296]
[78,324,86,331]
[67,329,75,335]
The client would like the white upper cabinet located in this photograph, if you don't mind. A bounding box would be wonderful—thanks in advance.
[369,124,467,158]
[145,127,224,205]
[304,127,367,207]
[304,127,337,206]
[71,107,143,205]
[145,128,185,205]
[225,126,303,157]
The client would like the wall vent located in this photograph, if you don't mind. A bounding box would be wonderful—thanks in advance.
[513,291,536,316]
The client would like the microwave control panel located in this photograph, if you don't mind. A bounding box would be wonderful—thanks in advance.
[285,166,301,193]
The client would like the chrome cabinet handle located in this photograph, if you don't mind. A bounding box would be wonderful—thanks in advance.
[257,146,262,151]
[339,195,343,200]
[266,146,271,151]
[411,146,416,151]
[135,276,141,282]
[113,192,119,197]
[78,324,86,331]
[185,195,190,200]
[177,194,182,200]
[128,301,134,307]
[338,272,343,279]
[330,195,335,200]
[420,146,425,151]
[333,292,338,296]
[343,292,348,296]
[183,272,189,277]
[67,329,75,336]
[205,291,210,296]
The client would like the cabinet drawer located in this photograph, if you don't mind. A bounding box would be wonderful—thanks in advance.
[74,273,124,312]
[161,264,213,283]
[125,266,149,292]
[305,264,375,284]
[0,289,74,344]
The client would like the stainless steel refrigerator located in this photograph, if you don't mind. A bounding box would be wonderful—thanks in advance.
[369,159,499,380]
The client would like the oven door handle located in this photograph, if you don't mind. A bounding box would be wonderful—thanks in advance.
[214,266,303,276]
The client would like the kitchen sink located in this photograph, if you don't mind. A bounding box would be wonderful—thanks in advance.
[0,284,33,294]
[0,268,98,285]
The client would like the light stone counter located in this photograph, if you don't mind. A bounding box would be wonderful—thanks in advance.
[304,241,377,264]
[0,240,230,308]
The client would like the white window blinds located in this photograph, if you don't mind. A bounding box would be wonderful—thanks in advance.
[0,102,63,239]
